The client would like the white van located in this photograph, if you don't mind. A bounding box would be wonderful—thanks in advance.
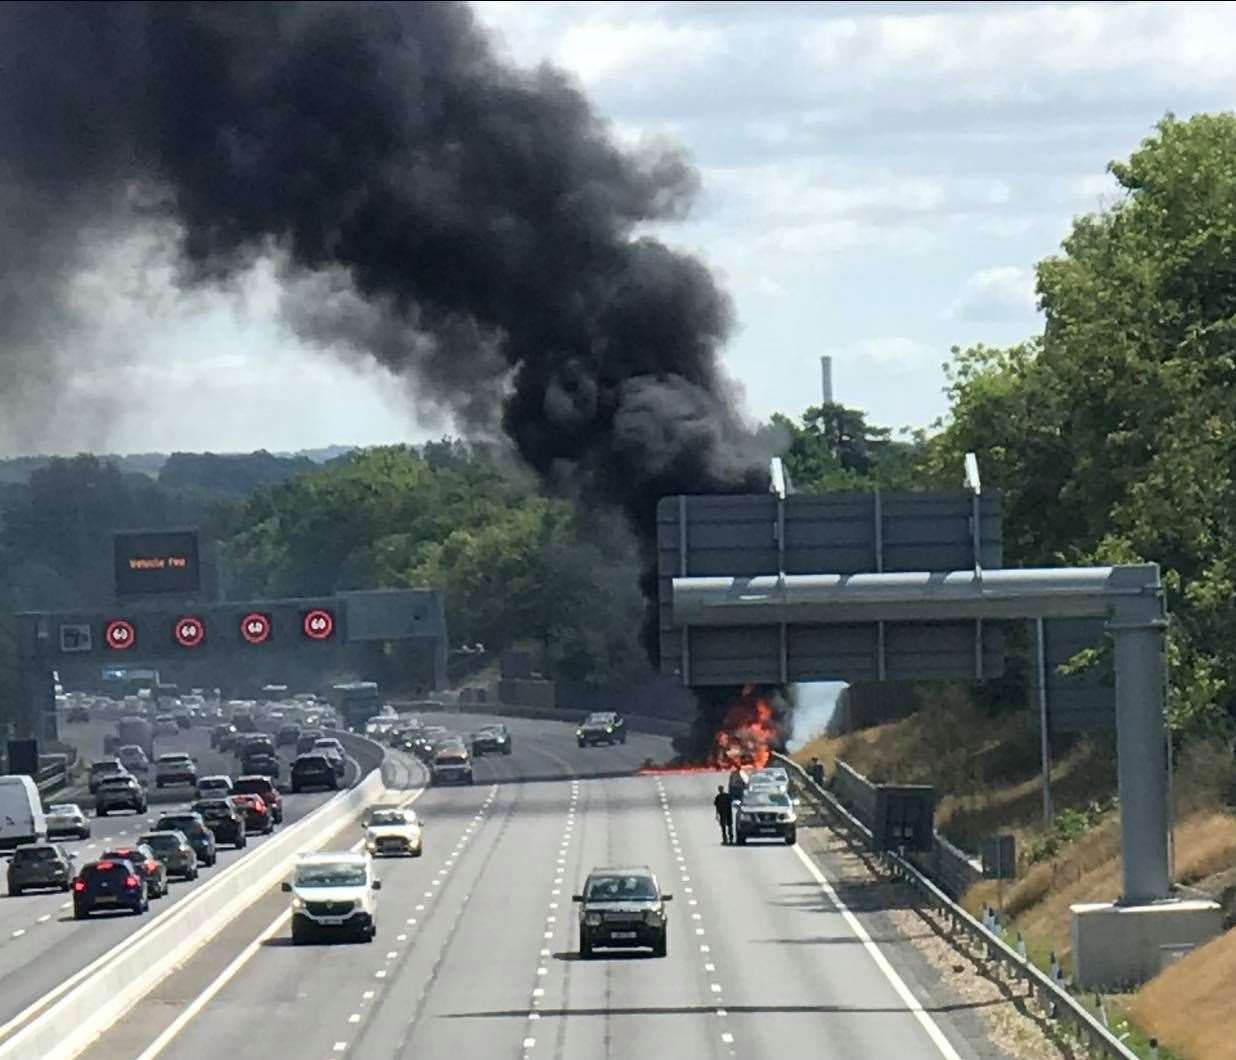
[0,776,47,850]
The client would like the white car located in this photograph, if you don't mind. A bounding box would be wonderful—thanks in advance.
[364,808,423,857]
[44,802,90,840]
[746,767,790,796]
[282,852,381,943]
[117,745,150,775]
[196,775,234,799]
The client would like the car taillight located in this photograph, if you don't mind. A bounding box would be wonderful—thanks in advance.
[124,875,140,889]
[72,880,86,892]
[146,860,159,872]
[96,861,115,870]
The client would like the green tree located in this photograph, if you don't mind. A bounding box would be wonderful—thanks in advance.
[927,113,1236,735]
[774,403,921,493]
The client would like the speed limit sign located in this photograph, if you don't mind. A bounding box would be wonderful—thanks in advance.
[174,615,206,649]
[302,608,335,641]
[104,619,136,651]
[240,612,272,645]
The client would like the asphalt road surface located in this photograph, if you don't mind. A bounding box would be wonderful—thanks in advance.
[95,713,1005,1060]
[0,721,353,1038]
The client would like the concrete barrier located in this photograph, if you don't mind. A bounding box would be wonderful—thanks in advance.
[0,738,391,1060]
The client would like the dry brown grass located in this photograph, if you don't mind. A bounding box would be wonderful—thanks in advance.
[1131,929,1236,1060]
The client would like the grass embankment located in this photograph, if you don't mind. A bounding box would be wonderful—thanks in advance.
[794,691,1236,1059]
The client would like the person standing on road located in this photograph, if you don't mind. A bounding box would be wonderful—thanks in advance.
[713,786,734,844]
[808,757,826,787]
[727,766,747,803]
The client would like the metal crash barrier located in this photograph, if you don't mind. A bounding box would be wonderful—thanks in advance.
[775,752,1140,1060]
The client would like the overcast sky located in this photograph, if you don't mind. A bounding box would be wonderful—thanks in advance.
[10,0,1236,458]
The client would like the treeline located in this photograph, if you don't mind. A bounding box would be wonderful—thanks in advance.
[921,114,1236,737]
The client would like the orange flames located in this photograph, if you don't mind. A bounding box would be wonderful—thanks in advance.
[712,685,779,770]
[639,684,781,774]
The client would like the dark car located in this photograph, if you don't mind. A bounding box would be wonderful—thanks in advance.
[573,866,671,958]
[232,774,284,824]
[191,799,247,849]
[471,725,512,757]
[291,754,337,793]
[73,858,148,917]
[296,729,325,755]
[138,830,199,881]
[240,751,281,780]
[276,724,301,747]
[66,704,90,723]
[88,759,128,795]
[95,775,148,816]
[235,735,276,762]
[211,724,238,751]
[576,712,626,747]
[8,843,75,895]
[230,793,273,834]
[312,739,347,778]
[100,843,169,898]
[154,812,217,867]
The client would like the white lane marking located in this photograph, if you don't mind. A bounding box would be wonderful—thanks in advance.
[362,990,375,1000]
[132,786,427,1060]
[132,905,290,1060]
[396,934,407,941]
[792,844,963,1060]
[374,970,387,979]
[333,1043,346,1052]
[36,915,50,924]
[722,1032,734,1044]
[347,1013,360,1023]
[710,983,722,993]
[523,1038,536,1048]
[10,930,23,939]
[58,902,70,910]
[385,951,398,959]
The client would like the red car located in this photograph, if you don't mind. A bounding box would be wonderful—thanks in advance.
[230,794,274,835]
[232,775,284,825]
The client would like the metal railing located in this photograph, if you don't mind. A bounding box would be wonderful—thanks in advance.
[774,752,1140,1060]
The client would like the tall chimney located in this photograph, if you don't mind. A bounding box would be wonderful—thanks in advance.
[820,355,834,404]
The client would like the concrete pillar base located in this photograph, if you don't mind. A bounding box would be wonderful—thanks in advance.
[1071,899,1223,989]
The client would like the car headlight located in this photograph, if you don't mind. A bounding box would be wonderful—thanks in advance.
[291,896,305,910]
[584,912,602,926]
[605,726,613,733]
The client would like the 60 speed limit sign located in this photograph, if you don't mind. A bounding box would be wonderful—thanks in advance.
[174,615,206,649]
[302,608,335,641]
[240,612,272,645]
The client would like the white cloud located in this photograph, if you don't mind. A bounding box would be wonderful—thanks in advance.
[946,266,1038,321]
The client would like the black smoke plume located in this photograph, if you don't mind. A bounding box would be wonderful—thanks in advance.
[0,2,769,715]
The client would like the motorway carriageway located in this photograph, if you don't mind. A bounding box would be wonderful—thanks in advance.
[0,721,356,1041]
[89,713,1007,1060]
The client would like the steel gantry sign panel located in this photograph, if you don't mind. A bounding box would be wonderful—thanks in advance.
[656,491,1004,686]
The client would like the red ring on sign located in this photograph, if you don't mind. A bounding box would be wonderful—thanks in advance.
[240,612,272,645]
[302,608,335,641]
[174,615,206,649]
[105,619,136,651]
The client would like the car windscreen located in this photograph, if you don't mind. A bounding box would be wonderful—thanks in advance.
[13,847,57,862]
[296,755,328,767]
[47,804,78,815]
[585,875,658,901]
[98,778,134,788]
[159,755,191,764]
[232,779,270,793]
[294,863,366,887]
[157,817,201,832]
[194,802,232,816]
[140,834,181,851]
[369,811,407,827]
[747,792,791,807]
